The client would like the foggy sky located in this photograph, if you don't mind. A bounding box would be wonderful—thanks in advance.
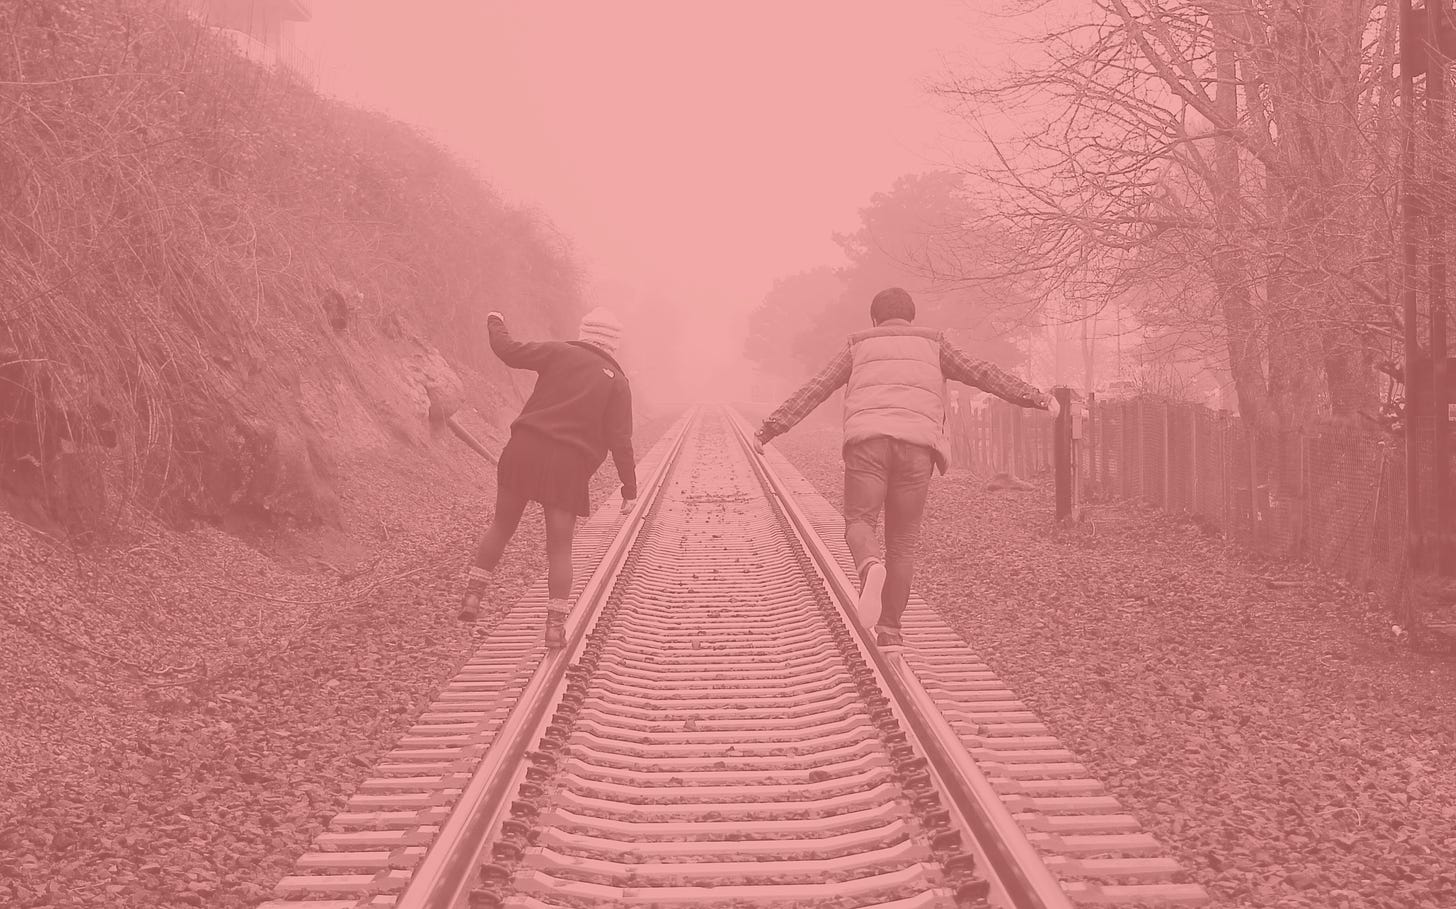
[294,2,1025,398]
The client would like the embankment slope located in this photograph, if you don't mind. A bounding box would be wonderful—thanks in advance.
[0,0,664,867]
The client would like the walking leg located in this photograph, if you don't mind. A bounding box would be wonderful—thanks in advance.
[843,440,890,626]
[542,506,578,647]
[461,486,528,621]
[879,442,935,641]
[473,486,530,570]
[843,440,890,576]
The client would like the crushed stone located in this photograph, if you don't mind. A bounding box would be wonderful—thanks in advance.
[766,409,1456,909]
[0,408,680,909]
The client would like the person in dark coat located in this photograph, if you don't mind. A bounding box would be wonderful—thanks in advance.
[459,307,637,647]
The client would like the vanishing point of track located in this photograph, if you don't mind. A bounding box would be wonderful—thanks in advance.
[260,406,1208,909]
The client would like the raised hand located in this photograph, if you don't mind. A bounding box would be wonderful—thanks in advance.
[1041,393,1062,421]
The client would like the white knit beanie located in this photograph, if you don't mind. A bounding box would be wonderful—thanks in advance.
[578,307,623,355]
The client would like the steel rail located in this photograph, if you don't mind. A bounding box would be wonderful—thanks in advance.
[393,406,698,909]
[726,407,1075,909]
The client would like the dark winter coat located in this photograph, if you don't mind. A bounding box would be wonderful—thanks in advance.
[488,319,637,499]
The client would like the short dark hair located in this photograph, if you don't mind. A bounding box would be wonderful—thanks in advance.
[870,287,915,324]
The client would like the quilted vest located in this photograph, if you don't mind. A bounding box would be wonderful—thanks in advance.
[843,324,949,473]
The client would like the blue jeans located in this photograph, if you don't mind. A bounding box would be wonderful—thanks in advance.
[843,437,935,629]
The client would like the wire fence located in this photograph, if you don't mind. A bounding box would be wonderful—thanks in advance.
[947,395,1408,602]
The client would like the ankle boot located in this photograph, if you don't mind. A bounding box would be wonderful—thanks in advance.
[458,567,490,621]
[544,598,570,648]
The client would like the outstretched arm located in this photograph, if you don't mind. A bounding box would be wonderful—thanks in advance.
[606,381,638,510]
[755,345,852,445]
[940,336,1053,411]
[487,312,554,370]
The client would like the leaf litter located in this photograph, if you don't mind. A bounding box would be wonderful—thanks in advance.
[0,411,678,908]
[767,411,1456,909]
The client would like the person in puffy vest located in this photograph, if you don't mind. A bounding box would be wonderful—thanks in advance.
[459,308,637,648]
[753,287,1056,648]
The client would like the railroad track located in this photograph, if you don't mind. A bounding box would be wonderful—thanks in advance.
[261,405,1207,909]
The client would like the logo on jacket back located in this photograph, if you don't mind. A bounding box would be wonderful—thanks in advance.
[603,368,615,378]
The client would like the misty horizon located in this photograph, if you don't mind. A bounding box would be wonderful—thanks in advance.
[288,1,1040,402]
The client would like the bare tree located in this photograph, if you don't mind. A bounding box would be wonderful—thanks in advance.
[939,0,1413,494]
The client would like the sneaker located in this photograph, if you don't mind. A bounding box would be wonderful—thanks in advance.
[856,559,886,628]
[459,567,489,622]
[458,588,483,622]
[875,626,904,648]
[544,603,569,649]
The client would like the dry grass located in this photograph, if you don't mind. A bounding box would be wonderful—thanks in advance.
[0,0,583,533]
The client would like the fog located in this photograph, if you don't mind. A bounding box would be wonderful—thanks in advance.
[293,1,1028,402]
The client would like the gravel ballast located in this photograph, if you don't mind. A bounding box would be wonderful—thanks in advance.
[7,403,1454,909]
[762,407,1456,909]
[0,408,680,909]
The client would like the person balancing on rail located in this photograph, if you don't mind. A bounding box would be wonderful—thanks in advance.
[752,287,1058,649]
[459,308,637,648]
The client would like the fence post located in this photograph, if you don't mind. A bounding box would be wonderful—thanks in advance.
[1164,402,1176,506]
[1094,396,1106,489]
[992,404,1001,473]
[990,408,996,472]
[1190,407,1200,514]
[1012,405,1024,476]
[1087,392,1099,497]
[983,408,990,471]
[975,409,983,471]
[1128,398,1138,499]
[1054,387,1074,520]
[998,403,1005,473]
[976,409,983,471]
[986,407,994,472]
[967,409,975,471]
[983,408,990,472]
[1129,396,1141,498]
[963,409,970,471]
[1120,400,1132,498]
[1031,407,1039,474]
[964,408,972,471]
[951,405,964,468]
[1028,411,1035,473]
[982,408,989,472]
[1039,410,1049,472]
[1034,412,1043,472]
[993,408,999,472]
[1220,411,1231,533]
[993,408,998,471]
[986,407,995,473]
[968,408,976,470]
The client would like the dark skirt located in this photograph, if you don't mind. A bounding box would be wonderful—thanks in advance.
[497,430,594,516]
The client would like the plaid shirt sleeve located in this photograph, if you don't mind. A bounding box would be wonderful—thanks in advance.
[757,345,852,441]
[940,335,1046,408]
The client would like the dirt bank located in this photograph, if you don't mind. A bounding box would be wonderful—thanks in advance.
[1,0,585,536]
